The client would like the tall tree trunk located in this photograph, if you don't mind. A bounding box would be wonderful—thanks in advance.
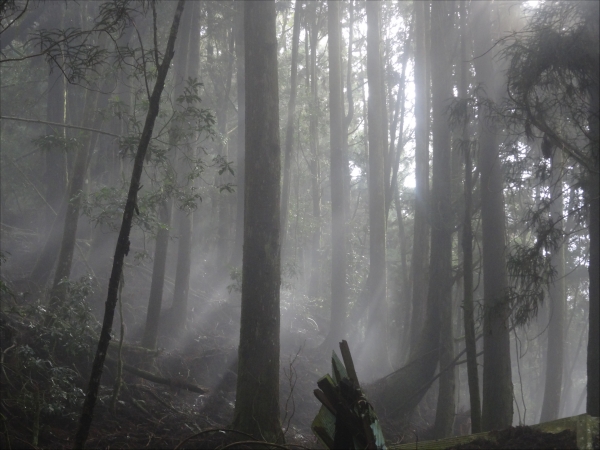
[171,0,200,329]
[232,1,282,443]
[540,148,565,422]
[75,3,185,446]
[49,71,109,302]
[342,1,355,224]
[231,0,245,267]
[409,0,430,352]
[430,1,455,438]
[142,4,194,347]
[280,1,302,253]
[389,25,411,365]
[472,1,513,431]
[582,0,599,418]
[365,0,388,373]
[324,0,347,350]
[307,2,321,300]
[141,200,171,349]
[215,29,235,271]
[459,0,481,434]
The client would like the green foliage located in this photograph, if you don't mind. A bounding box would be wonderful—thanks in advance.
[227,266,242,294]
[0,276,99,444]
[21,275,99,360]
[507,206,562,326]
[0,251,14,301]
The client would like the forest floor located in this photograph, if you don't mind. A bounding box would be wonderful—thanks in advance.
[1,227,593,449]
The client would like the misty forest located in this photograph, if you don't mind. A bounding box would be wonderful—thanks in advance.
[0,0,598,448]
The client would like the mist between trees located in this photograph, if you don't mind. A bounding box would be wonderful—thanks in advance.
[0,0,597,447]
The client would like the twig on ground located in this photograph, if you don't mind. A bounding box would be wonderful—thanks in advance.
[173,428,257,450]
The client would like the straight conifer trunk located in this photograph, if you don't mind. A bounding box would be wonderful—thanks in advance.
[583,0,599,418]
[141,200,171,350]
[365,0,388,374]
[325,0,347,349]
[430,0,455,438]
[231,0,245,267]
[171,1,200,328]
[280,1,302,251]
[540,149,565,422]
[409,0,430,352]
[232,1,282,442]
[307,2,321,300]
[472,1,513,431]
[459,0,481,434]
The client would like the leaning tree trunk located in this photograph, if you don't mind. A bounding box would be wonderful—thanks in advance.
[232,1,283,443]
[75,3,185,446]
[141,3,194,348]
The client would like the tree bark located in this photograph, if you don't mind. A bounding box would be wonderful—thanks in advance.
[75,2,185,446]
[232,1,283,443]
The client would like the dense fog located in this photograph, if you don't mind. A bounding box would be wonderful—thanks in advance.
[0,0,597,448]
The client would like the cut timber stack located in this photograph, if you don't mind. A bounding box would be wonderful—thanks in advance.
[311,340,387,450]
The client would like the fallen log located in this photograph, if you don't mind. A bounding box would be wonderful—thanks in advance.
[104,357,207,394]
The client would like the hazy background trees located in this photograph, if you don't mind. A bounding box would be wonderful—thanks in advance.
[1,0,597,445]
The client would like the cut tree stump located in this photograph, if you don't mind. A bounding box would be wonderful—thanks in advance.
[312,340,387,449]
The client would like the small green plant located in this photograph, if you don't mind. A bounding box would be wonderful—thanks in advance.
[227,266,242,294]
[1,275,100,445]
[0,251,14,302]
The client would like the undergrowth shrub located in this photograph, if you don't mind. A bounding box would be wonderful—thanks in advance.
[1,275,100,446]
